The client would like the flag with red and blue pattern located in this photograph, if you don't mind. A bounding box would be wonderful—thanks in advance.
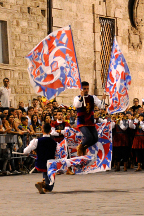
[105,37,131,114]
[26,25,81,100]
[47,122,112,185]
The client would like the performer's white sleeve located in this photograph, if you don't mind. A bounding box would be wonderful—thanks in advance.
[98,118,107,123]
[50,127,59,136]
[111,121,115,129]
[61,127,69,135]
[93,95,102,109]
[73,96,83,108]
[23,138,38,154]
[119,120,128,130]
[129,120,136,129]
[140,121,144,131]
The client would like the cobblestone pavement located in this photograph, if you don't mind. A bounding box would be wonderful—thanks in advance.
[0,169,144,216]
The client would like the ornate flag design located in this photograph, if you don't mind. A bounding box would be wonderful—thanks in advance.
[47,122,112,185]
[105,37,131,114]
[26,26,81,100]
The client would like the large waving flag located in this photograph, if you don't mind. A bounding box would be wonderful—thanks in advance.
[105,37,131,114]
[47,123,112,185]
[25,25,81,100]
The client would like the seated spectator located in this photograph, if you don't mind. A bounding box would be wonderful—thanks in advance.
[29,114,42,133]
[131,98,141,112]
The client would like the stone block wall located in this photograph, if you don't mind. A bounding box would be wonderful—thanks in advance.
[0,0,144,107]
[0,0,47,107]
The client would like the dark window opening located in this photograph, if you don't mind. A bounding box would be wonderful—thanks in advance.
[0,21,9,64]
[128,0,137,28]
[27,7,31,14]
[99,17,115,88]
[41,9,46,17]
[0,2,3,7]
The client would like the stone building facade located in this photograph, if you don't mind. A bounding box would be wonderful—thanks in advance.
[0,0,144,107]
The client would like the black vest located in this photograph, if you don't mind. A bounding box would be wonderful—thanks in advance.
[35,137,57,171]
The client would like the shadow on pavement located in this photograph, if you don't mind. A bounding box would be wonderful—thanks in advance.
[51,189,129,194]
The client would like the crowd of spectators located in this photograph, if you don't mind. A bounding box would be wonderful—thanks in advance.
[0,78,144,175]
[0,96,78,175]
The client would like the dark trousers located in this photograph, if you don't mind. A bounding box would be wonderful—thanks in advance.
[79,126,98,147]
[43,172,54,192]
[113,146,129,163]
[135,149,144,164]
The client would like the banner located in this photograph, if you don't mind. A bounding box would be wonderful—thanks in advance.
[47,122,112,185]
[105,37,131,114]
[26,25,81,100]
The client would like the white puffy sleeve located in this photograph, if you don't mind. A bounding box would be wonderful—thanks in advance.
[73,96,83,108]
[129,120,136,129]
[23,138,38,154]
[93,95,102,109]
[119,120,128,131]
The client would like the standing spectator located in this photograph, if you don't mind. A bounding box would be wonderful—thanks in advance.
[29,114,42,133]
[42,110,47,122]
[3,109,9,119]
[52,100,58,109]
[112,113,129,171]
[129,113,144,171]
[44,114,51,124]
[27,106,34,126]
[131,98,141,113]
[0,78,11,110]
[32,98,39,109]
[34,108,39,116]
[18,101,27,113]
[51,109,70,143]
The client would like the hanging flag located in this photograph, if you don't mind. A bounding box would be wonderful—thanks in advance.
[105,37,131,114]
[25,25,81,100]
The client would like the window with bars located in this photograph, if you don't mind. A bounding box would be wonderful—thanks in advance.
[99,17,115,88]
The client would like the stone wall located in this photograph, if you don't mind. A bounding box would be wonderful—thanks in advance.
[0,0,144,107]
[0,0,47,107]
[53,0,144,106]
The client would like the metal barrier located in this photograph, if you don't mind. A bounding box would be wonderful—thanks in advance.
[0,134,17,144]
[0,133,43,162]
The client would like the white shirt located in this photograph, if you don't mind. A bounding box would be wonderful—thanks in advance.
[23,134,50,154]
[0,86,11,107]
[26,116,31,127]
[51,119,70,136]
[73,95,102,109]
